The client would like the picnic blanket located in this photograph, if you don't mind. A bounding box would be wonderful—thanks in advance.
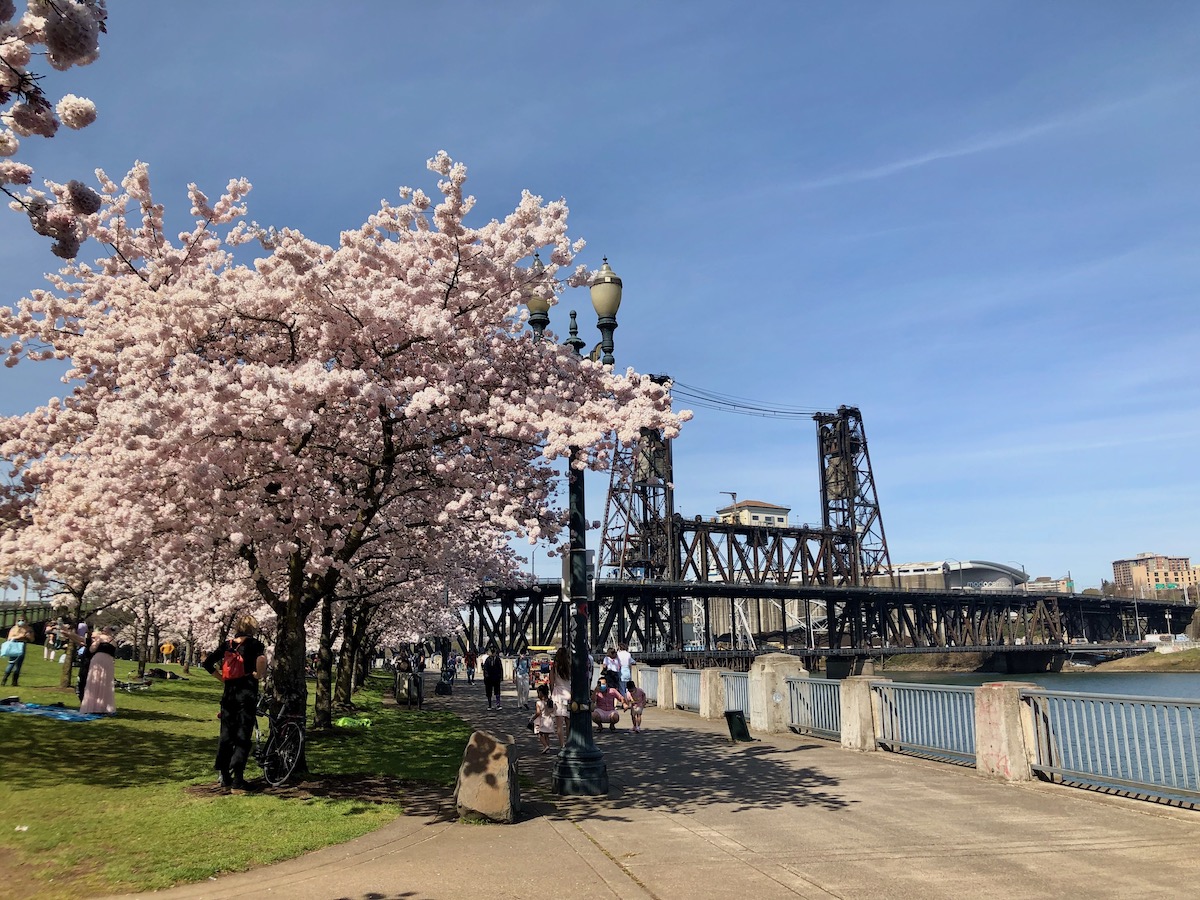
[0,702,105,722]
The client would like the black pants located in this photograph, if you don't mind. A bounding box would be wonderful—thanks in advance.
[216,682,258,780]
[484,679,502,704]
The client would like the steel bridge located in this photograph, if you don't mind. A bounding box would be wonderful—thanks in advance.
[465,404,1197,660]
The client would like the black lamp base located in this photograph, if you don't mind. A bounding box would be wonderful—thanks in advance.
[552,745,609,796]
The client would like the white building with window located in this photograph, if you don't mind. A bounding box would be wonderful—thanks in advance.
[715,499,791,527]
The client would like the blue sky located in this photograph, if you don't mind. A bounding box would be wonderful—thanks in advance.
[2,1,1198,590]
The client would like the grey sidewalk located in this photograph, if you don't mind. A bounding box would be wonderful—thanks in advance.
[111,679,1200,900]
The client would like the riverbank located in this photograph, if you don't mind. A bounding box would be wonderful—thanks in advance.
[1095,647,1200,672]
[874,647,1200,674]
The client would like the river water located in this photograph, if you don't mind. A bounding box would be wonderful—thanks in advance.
[885,669,1200,701]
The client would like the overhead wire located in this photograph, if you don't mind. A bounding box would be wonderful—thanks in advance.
[667,380,831,420]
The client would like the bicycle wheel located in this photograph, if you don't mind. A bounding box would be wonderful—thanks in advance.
[263,721,304,786]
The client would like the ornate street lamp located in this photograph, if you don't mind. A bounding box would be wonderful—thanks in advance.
[525,255,622,796]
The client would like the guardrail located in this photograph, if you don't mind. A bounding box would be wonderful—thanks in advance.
[786,676,841,740]
[638,665,659,702]
[872,682,977,764]
[722,671,750,716]
[1021,688,1200,803]
[673,669,700,711]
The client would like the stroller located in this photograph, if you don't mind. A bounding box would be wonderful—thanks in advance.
[434,661,455,696]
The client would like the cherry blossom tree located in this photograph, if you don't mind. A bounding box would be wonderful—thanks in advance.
[1,1,108,257]
[0,152,688,724]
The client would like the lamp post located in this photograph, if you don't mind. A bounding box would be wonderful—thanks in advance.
[944,558,964,591]
[527,255,622,796]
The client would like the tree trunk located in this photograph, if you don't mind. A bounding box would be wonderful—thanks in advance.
[269,599,311,777]
[137,597,151,677]
[333,605,358,709]
[312,595,335,730]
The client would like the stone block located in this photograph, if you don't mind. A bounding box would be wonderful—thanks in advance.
[453,729,520,823]
[699,667,727,720]
[840,675,885,752]
[748,652,808,734]
[975,681,1037,782]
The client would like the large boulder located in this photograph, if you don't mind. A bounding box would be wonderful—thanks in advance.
[453,729,520,823]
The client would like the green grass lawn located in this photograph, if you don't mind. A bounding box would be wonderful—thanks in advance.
[0,652,472,897]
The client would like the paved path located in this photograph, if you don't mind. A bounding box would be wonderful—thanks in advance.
[108,679,1200,900]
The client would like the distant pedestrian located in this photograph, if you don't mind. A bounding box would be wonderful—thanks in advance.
[550,646,572,746]
[514,648,531,709]
[602,647,621,690]
[43,620,59,660]
[2,618,34,688]
[616,642,635,687]
[463,649,478,685]
[481,645,504,709]
[79,626,117,715]
[410,646,426,709]
[534,683,557,753]
[624,679,648,733]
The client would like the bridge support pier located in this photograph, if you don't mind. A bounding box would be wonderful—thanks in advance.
[826,656,876,679]
[997,651,1065,674]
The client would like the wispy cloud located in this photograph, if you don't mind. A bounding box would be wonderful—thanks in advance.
[791,81,1194,192]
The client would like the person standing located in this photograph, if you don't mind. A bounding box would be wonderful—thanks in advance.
[616,642,635,689]
[481,645,504,710]
[463,648,478,685]
[43,620,59,660]
[624,679,648,733]
[550,646,572,747]
[533,683,556,754]
[2,618,34,687]
[79,626,117,715]
[410,645,426,709]
[513,648,531,709]
[601,647,621,690]
[202,614,268,792]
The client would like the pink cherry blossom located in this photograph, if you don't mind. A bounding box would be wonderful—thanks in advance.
[0,155,691,712]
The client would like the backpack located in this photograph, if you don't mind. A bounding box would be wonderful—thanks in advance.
[221,642,246,681]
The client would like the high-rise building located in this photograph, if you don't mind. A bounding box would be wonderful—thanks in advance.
[1111,553,1198,598]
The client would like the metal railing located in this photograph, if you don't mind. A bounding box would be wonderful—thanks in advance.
[673,669,700,712]
[873,682,977,764]
[722,672,750,716]
[1022,688,1200,803]
[787,676,841,740]
[637,665,659,702]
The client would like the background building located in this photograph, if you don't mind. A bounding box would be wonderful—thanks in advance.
[1111,553,1198,600]
[715,499,791,527]
[1021,575,1075,594]
[880,560,1030,592]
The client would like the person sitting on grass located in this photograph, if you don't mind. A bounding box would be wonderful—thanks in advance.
[592,677,624,732]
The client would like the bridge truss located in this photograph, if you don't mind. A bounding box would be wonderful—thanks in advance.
[465,402,1191,657]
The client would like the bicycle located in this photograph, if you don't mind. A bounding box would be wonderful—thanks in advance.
[253,696,305,787]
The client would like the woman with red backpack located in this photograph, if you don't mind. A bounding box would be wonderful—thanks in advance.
[202,614,268,793]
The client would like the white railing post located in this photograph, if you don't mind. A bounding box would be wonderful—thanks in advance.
[975,681,1037,782]
[699,668,727,719]
[841,675,887,752]
[657,665,680,710]
[749,652,808,734]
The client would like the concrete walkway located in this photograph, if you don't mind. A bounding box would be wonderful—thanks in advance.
[110,679,1200,900]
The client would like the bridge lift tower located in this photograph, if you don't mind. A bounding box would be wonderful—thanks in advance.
[595,397,894,650]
